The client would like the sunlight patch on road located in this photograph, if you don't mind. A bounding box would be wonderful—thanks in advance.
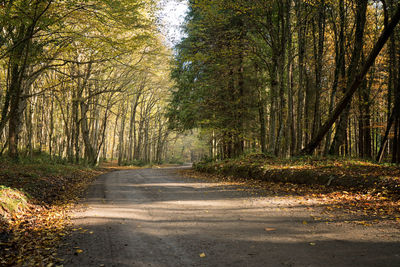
[111,182,223,189]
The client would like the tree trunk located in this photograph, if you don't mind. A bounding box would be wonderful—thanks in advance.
[269,59,278,153]
[295,0,306,152]
[325,0,346,155]
[312,0,325,142]
[330,0,368,155]
[8,26,30,159]
[118,101,128,165]
[301,3,400,155]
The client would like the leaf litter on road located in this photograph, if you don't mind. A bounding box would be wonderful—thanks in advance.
[181,169,400,225]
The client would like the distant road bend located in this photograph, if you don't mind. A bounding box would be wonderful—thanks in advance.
[61,167,400,267]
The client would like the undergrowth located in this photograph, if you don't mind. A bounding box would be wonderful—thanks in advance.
[0,155,107,266]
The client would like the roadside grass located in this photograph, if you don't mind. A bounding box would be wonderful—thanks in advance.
[0,156,107,266]
[191,154,400,223]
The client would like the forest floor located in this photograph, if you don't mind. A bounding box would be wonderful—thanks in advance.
[0,157,107,266]
[1,157,400,266]
[194,155,400,222]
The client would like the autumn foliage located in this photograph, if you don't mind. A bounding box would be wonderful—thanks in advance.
[193,155,400,221]
[0,157,105,266]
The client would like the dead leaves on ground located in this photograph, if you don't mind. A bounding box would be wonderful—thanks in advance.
[1,205,69,266]
[0,163,106,266]
[181,169,400,224]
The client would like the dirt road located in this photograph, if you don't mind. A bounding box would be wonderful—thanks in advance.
[60,168,400,266]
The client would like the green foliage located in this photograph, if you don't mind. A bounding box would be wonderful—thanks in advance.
[165,158,184,165]
[122,159,148,167]
[19,153,68,166]
[167,0,262,158]
[0,186,28,216]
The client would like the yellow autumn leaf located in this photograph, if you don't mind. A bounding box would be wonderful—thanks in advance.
[76,249,83,254]
[264,227,276,232]
[302,221,308,225]
[199,252,206,258]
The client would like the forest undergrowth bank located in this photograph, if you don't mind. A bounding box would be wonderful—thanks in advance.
[0,156,107,266]
[192,154,400,222]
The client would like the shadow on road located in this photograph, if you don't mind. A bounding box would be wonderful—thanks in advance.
[60,168,400,267]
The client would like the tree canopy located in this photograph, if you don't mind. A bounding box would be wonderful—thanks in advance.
[168,0,400,162]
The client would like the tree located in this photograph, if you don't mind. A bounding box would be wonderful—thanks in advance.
[302,2,400,155]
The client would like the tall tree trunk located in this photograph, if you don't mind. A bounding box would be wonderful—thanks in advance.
[286,0,296,156]
[118,101,128,165]
[269,58,278,153]
[312,0,325,142]
[80,101,96,166]
[325,0,346,155]
[295,0,306,152]
[302,2,400,155]
[258,91,267,154]
[274,1,288,157]
[111,107,120,160]
[330,0,368,155]
[8,25,30,159]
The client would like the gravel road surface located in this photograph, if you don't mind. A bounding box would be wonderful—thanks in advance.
[60,167,400,266]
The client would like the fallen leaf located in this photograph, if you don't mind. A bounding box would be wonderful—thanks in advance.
[309,242,316,246]
[264,227,276,232]
[76,249,83,254]
[199,252,206,258]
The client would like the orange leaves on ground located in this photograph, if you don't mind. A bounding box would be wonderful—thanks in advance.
[182,168,400,223]
[0,163,108,266]
[1,205,68,266]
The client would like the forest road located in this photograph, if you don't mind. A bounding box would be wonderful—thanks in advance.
[60,167,400,267]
